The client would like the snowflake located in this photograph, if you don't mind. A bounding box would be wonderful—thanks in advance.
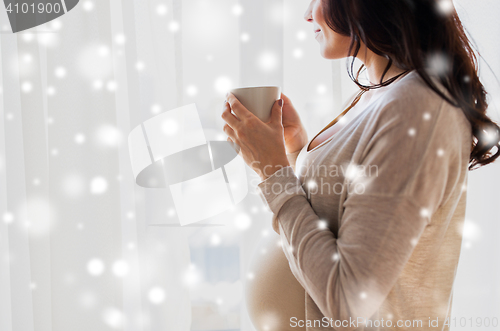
[297,30,307,41]
[114,34,126,45]
[96,125,122,147]
[62,173,85,197]
[307,179,317,190]
[257,51,278,72]
[426,52,451,77]
[47,86,56,96]
[345,164,361,180]
[55,66,66,78]
[102,307,125,329]
[135,61,145,71]
[436,0,454,16]
[234,213,251,230]
[461,219,480,241]
[420,208,431,218]
[169,21,180,32]
[21,81,32,93]
[148,287,165,304]
[87,258,105,276]
[3,212,14,224]
[74,133,86,144]
[292,48,304,59]
[214,76,233,94]
[82,0,94,11]
[232,4,243,16]
[317,84,327,94]
[90,176,108,194]
[317,220,328,230]
[112,260,130,277]
[156,4,167,16]
[186,85,198,96]
[241,33,250,42]
[93,80,103,90]
[210,234,221,246]
[106,80,117,91]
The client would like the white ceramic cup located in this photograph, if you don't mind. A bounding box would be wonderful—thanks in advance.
[229,86,281,122]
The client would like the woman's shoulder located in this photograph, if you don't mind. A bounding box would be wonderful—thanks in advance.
[369,71,471,135]
[376,71,447,109]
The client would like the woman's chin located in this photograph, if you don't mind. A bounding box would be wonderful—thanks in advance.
[320,47,346,60]
[318,44,329,59]
[319,48,335,60]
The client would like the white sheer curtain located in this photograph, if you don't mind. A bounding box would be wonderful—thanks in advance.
[0,0,498,331]
[0,0,195,330]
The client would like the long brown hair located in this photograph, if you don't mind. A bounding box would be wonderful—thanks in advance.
[322,0,500,170]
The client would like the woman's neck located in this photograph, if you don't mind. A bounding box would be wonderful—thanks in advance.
[358,44,407,85]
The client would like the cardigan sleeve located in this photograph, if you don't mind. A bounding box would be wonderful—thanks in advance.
[286,149,302,173]
[256,99,467,329]
[257,149,302,233]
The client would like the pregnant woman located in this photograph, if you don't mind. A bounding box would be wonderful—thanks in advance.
[222,0,500,330]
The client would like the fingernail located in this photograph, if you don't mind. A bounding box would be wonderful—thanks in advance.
[278,99,283,107]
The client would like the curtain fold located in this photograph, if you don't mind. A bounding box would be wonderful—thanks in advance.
[0,33,36,331]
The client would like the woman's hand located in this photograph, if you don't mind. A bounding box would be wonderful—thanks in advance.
[280,93,308,153]
[222,92,290,181]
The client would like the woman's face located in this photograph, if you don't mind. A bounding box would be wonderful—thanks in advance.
[304,0,352,59]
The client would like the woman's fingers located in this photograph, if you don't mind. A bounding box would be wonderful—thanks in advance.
[226,92,254,120]
[221,102,240,128]
[269,99,283,125]
[280,92,292,105]
[223,123,237,141]
[227,137,241,154]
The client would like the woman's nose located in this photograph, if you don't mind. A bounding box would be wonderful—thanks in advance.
[303,1,313,22]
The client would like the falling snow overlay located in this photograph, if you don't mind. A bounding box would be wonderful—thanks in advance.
[0,0,498,331]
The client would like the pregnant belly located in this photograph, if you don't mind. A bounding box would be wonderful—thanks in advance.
[245,232,306,331]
